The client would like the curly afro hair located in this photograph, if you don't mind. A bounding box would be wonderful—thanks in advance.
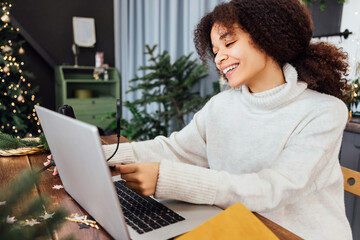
[194,0,349,99]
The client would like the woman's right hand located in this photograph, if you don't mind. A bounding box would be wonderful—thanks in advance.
[43,154,58,176]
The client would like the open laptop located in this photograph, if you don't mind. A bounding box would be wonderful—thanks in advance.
[35,105,222,240]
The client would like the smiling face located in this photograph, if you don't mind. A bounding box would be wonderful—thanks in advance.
[211,23,284,92]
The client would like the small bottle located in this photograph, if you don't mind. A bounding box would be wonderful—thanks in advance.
[103,70,109,81]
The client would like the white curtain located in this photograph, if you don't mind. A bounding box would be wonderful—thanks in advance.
[114,0,225,122]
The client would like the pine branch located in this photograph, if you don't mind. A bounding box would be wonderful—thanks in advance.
[0,168,70,240]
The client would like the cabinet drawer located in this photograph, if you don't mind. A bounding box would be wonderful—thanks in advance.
[76,112,113,129]
[65,98,116,114]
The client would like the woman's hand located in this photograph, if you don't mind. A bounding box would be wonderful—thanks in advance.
[43,154,58,176]
[115,162,160,196]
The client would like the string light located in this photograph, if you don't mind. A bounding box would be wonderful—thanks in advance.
[0,6,40,138]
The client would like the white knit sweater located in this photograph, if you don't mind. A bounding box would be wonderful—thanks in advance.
[103,64,352,240]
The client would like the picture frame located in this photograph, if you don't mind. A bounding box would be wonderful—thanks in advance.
[72,16,96,47]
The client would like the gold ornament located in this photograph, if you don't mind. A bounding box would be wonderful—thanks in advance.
[18,47,25,55]
[2,45,12,53]
[3,66,10,73]
[17,95,24,102]
[1,14,10,23]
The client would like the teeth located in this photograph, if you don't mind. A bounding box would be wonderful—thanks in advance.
[223,64,239,74]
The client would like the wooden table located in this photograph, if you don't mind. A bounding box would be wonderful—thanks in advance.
[0,135,302,240]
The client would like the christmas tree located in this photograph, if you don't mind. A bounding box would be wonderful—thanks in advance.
[0,0,41,138]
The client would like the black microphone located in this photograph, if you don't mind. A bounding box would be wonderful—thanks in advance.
[116,99,121,138]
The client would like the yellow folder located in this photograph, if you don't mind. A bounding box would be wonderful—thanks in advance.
[175,203,279,240]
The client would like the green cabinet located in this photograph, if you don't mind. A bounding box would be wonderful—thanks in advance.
[55,66,121,130]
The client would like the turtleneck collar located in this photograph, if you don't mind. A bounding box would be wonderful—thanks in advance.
[240,63,307,110]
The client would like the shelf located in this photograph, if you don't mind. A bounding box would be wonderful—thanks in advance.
[55,65,121,130]
[64,80,117,83]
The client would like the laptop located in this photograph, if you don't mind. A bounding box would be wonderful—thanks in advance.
[35,105,222,240]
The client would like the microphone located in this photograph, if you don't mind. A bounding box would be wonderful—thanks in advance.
[116,99,121,138]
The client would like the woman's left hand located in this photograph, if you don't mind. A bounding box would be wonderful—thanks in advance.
[115,162,160,196]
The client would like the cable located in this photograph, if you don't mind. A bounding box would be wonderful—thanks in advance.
[107,99,121,163]
[106,135,120,161]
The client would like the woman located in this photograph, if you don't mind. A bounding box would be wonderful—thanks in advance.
[104,0,351,239]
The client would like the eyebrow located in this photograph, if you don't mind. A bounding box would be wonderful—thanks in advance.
[211,31,236,51]
[219,31,235,40]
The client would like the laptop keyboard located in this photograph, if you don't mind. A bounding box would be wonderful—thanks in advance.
[114,180,185,234]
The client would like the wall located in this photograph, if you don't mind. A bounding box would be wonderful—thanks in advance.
[317,0,360,80]
[10,0,114,110]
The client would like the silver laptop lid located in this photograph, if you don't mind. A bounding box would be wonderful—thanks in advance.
[35,105,130,240]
